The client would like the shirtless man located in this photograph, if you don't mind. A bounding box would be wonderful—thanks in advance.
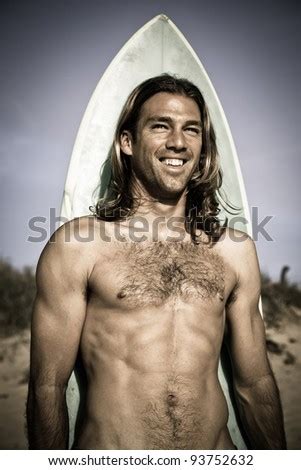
[27,75,286,450]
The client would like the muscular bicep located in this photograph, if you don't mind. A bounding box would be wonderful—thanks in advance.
[225,236,272,387]
[30,228,88,388]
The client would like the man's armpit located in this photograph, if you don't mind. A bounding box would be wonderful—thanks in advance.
[226,284,239,308]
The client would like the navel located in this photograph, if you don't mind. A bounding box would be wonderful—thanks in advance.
[167,393,178,407]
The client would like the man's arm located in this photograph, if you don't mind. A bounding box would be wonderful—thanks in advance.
[27,220,90,449]
[225,233,286,449]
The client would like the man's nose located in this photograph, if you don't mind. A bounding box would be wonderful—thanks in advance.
[165,129,187,152]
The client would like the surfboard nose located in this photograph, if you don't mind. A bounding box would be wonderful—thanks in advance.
[157,13,170,22]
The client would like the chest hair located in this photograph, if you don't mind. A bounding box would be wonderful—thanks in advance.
[116,242,225,305]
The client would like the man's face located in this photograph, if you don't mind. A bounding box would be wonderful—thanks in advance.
[120,92,203,201]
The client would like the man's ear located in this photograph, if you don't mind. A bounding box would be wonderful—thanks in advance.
[120,131,133,156]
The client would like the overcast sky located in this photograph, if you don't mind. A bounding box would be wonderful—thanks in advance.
[0,0,299,282]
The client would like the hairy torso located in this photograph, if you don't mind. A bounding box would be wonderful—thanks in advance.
[117,242,225,304]
[75,233,237,450]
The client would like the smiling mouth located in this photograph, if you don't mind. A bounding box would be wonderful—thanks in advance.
[159,157,187,167]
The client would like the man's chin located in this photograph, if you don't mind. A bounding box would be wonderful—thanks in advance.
[153,187,187,203]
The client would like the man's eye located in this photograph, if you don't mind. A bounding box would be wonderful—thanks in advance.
[152,124,168,129]
[186,127,200,134]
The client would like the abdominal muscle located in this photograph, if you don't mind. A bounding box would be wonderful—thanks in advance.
[76,369,232,450]
[75,300,234,450]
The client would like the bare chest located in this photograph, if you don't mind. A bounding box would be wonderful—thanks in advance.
[90,242,230,308]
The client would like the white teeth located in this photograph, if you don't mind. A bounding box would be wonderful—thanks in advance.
[161,158,184,167]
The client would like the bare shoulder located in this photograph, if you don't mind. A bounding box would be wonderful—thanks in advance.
[37,216,100,283]
[217,227,256,256]
[37,215,118,279]
[215,227,260,281]
[40,215,94,254]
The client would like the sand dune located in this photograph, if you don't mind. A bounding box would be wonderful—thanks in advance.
[0,330,29,449]
[266,309,301,449]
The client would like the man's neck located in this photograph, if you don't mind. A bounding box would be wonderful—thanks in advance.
[134,193,186,219]
[130,192,188,242]
[130,178,186,218]
[135,200,185,220]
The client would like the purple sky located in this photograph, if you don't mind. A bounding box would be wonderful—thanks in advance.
[0,0,299,282]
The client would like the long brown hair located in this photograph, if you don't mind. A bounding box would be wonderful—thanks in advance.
[93,74,226,243]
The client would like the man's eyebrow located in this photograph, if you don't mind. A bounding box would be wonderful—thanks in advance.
[145,116,172,124]
[146,116,202,126]
[185,120,202,127]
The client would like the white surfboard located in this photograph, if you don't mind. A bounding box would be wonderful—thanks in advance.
[61,14,251,449]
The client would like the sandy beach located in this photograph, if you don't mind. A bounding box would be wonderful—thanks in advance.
[265,307,301,449]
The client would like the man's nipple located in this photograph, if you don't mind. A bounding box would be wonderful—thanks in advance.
[117,290,127,299]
